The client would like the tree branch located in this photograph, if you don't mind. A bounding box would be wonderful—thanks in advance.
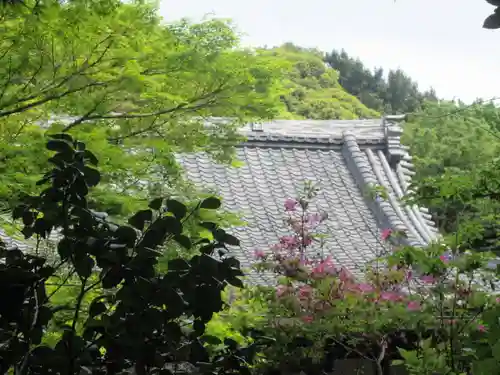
[63,86,225,132]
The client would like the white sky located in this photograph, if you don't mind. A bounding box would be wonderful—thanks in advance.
[159,0,500,104]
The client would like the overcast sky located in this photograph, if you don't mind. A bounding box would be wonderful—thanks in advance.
[159,0,500,104]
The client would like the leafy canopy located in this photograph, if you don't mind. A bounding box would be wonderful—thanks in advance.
[0,0,289,216]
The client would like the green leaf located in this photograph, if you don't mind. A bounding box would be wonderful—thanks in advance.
[166,199,187,219]
[148,198,164,210]
[128,209,153,231]
[200,197,221,210]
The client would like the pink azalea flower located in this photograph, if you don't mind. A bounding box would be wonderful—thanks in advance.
[280,235,300,250]
[380,291,401,301]
[381,228,393,241]
[478,324,487,332]
[311,257,335,276]
[357,283,375,293]
[407,301,421,311]
[339,267,352,282]
[420,275,436,284]
[301,315,314,323]
[254,250,265,259]
[306,213,322,227]
[496,297,500,303]
[303,236,313,246]
[298,285,313,299]
[439,254,451,263]
[276,285,288,298]
[284,198,298,211]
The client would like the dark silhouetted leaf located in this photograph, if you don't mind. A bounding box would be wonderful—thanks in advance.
[82,150,98,165]
[213,229,226,242]
[484,12,500,29]
[200,197,221,209]
[160,216,182,236]
[148,197,164,210]
[75,141,86,151]
[46,139,73,154]
[34,218,51,238]
[89,301,107,318]
[21,226,34,239]
[486,0,500,5]
[201,335,222,345]
[12,204,27,220]
[168,258,190,272]
[199,243,215,255]
[39,266,55,279]
[166,199,187,219]
[193,320,205,336]
[174,234,192,249]
[101,267,123,289]
[57,238,73,260]
[227,276,244,288]
[115,226,137,247]
[74,255,94,278]
[223,233,240,246]
[83,166,100,187]
[22,210,35,226]
[199,222,217,231]
[128,209,153,230]
[48,133,74,143]
[224,338,238,350]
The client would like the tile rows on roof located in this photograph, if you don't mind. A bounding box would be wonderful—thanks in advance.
[178,119,439,285]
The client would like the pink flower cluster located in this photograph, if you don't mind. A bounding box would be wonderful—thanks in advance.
[255,195,488,335]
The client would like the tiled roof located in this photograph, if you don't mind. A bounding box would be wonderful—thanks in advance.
[177,117,440,285]
[0,116,440,286]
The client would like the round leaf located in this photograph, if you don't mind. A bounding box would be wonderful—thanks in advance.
[200,197,221,209]
[166,199,187,219]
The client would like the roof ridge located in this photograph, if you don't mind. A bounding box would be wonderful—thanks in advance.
[341,130,439,248]
[240,116,411,151]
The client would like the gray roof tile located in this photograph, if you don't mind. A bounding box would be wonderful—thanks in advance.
[177,118,439,284]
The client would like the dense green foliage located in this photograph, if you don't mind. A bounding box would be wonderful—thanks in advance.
[0,0,288,218]
[260,44,380,120]
[402,100,500,243]
[325,50,438,114]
